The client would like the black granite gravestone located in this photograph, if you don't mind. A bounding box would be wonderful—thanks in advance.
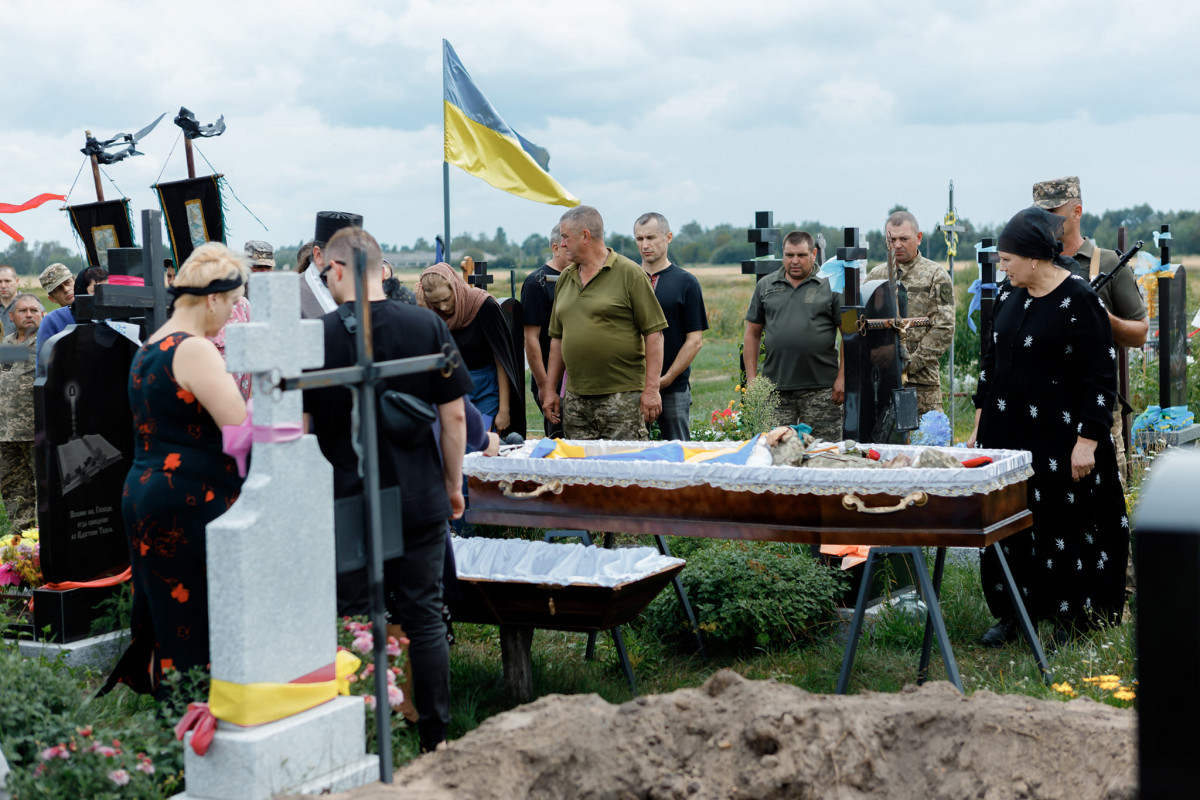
[32,322,138,641]
[976,237,999,362]
[1134,450,1200,799]
[27,210,169,641]
[1156,225,1188,409]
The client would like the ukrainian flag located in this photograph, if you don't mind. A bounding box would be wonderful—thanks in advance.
[443,39,580,208]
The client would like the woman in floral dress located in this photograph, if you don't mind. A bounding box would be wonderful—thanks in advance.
[104,243,249,698]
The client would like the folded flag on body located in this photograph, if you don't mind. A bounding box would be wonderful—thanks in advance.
[443,39,580,208]
[529,436,761,465]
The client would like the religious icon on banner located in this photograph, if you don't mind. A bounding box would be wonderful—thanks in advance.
[185,199,209,247]
[92,226,118,269]
[66,199,136,267]
[152,175,225,264]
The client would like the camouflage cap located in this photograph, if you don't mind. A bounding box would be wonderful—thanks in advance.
[1032,176,1081,210]
[244,240,275,268]
[38,263,73,293]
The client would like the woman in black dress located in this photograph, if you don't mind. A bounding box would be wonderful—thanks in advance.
[967,207,1129,646]
[104,243,249,698]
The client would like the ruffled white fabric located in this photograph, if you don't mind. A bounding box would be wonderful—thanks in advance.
[466,440,1033,498]
[453,537,684,587]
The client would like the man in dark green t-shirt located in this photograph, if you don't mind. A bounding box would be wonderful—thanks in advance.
[743,230,845,441]
[542,206,668,440]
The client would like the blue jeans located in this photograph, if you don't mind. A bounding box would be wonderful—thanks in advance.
[653,385,692,441]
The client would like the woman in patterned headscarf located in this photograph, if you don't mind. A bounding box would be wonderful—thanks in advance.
[417,262,524,438]
[967,206,1129,648]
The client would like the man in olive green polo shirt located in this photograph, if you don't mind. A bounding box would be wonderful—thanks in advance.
[743,230,845,441]
[542,205,668,440]
[1033,176,1148,484]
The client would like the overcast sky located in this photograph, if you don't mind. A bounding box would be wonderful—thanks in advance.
[4,0,1199,260]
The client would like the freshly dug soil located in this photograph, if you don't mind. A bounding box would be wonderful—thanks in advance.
[304,670,1136,800]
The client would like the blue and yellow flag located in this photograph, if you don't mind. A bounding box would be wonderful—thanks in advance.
[443,40,580,208]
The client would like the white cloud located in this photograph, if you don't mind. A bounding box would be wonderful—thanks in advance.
[3,0,1200,257]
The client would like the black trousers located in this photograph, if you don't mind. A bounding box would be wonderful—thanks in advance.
[337,519,450,749]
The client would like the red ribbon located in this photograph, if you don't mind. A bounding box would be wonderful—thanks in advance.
[41,566,132,592]
[175,702,218,755]
[0,193,67,242]
[108,275,145,286]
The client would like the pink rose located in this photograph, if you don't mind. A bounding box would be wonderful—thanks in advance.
[109,769,131,786]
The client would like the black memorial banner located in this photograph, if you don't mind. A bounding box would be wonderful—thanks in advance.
[66,199,135,269]
[153,175,226,264]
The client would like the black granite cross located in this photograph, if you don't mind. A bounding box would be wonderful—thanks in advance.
[465,257,494,289]
[80,209,170,335]
[742,210,782,278]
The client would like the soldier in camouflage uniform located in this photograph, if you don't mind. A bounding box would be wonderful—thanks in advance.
[0,293,44,531]
[1033,176,1148,485]
[866,211,955,415]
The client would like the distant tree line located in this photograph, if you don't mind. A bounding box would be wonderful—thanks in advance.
[4,204,1194,275]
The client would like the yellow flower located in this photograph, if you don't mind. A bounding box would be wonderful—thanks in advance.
[1098,681,1122,691]
[1051,682,1076,696]
[1113,689,1136,701]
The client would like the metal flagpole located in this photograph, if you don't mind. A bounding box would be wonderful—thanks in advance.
[936,181,965,432]
[443,161,452,266]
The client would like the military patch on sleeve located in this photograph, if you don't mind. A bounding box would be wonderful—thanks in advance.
[939,282,954,304]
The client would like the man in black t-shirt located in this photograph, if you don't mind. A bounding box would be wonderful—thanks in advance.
[302,226,469,753]
[634,212,708,441]
[520,222,569,437]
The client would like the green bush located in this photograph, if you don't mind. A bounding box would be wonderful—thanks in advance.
[0,647,82,768]
[0,644,192,799]
[639,540,847,652]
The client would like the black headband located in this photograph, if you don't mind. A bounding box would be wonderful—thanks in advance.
[167,275,244,298]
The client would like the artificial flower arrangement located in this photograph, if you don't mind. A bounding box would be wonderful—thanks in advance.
[0,527,42,590]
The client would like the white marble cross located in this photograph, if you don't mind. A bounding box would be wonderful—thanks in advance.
[188,271,375,798]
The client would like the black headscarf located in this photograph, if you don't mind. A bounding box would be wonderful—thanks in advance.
[997,206,1074,268]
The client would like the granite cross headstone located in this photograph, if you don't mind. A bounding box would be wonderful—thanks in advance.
[742,211,782,278]
[465,258,493,290]
[182,271,377,798]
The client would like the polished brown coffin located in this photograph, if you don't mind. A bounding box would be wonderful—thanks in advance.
[465,442,1033,548]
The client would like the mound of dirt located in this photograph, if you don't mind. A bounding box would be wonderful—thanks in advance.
[310,670,1136,800]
